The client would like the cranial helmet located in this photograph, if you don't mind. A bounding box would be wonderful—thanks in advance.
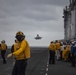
[16,31,24,36]
[15,31,25,42]
[1,40,5,43]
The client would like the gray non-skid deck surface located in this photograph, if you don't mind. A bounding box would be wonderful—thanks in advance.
[0,47,76,75]
[48,61,76,75]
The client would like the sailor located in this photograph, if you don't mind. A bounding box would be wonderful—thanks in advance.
[1,40,7,64]
[55,40,61,60]
[7,31,31,75]
[70,42,76,67]
[48,41,56,64]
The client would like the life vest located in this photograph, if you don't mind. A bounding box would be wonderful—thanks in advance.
[13,39,30,60]
[1,43,7,50]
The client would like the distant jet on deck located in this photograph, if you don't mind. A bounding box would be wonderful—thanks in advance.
[34,34,42,40]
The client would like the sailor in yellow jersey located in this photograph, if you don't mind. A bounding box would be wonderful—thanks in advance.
[48,41,56,64]
[0,44,1,49]
[62,43,71,61]
[1,40,7,64]
[11,39,19,53]
[11,39,19,65]
[56,40,61,60]
[7,31,31,75]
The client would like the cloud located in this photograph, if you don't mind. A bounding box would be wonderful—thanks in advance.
[0,0,69,46]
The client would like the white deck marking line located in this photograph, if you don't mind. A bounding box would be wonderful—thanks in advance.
[45,73,48,75]
[46,68,48,71]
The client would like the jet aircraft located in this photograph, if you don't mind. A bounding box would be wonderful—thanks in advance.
[34,34,42,40]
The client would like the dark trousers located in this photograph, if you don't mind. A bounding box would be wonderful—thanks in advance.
[1,50,6,63]
[60,51,62,60]
[70,53,75,67]
[12,59,27,75]
[49,50,55,64]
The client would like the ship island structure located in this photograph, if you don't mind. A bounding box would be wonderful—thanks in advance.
[63,0,76,41]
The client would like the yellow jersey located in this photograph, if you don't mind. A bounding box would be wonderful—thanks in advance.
[13,39,31,60]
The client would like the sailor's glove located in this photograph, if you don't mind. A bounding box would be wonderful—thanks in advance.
[7,53,13,59]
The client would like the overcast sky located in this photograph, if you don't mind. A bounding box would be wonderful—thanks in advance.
[0,0,69,46]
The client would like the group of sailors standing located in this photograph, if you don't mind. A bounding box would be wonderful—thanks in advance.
[48,40,76,67]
